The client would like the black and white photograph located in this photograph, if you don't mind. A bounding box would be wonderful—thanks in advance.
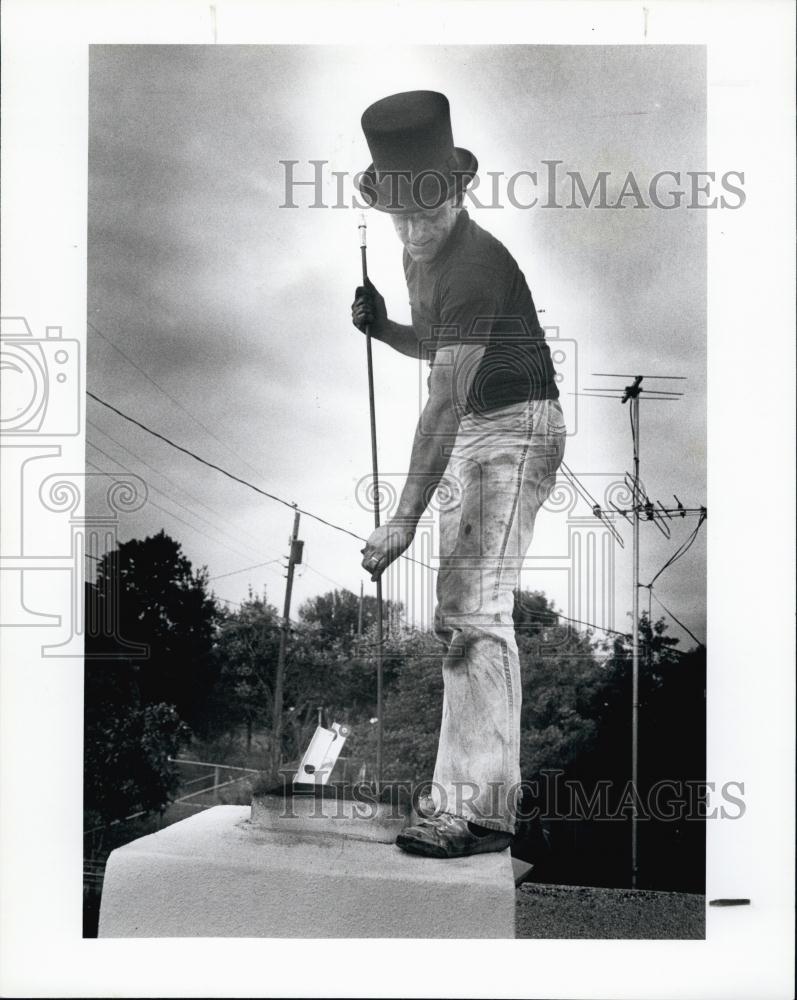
[0,2,794,998]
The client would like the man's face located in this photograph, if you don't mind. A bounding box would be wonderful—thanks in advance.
[391,197,460,263]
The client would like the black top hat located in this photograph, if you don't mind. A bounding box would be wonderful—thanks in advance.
[358,90,477,214]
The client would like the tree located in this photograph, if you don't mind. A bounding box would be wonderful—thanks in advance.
[293,588,407,729]
[511,590,605,778]
[513,588,559,639]
[211,590,282,749]
[86,530,220,734]
[351,590,605,786]
[84,531,219,832]
[84,703,190,826]
[298,589,381,649]
[358,625,445,783]
[209,588,387,765]
[541,612,707,891]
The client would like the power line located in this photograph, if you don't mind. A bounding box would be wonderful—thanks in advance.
[87,416,282,562]
[86,442,257,564]
[650,591,705,649]
[208,559,282,582]
[555,612,630,639]
[84,393,704,655]
[591,373,688,380]
[87,390,364,535]
[645,510,707,588]
[88,533,694,653]
[87,431,279,566]
[216,595,243,608]
[301,561,353,592]
[86,390,436,572]
[216,601,300,632]
[85,456,262,563]
[88,319,272,489]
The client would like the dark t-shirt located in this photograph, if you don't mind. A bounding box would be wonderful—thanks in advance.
[404,210,559,414]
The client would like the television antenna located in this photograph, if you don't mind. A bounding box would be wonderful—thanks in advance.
[580,371,706,888]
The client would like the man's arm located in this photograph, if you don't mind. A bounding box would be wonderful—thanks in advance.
[351,279,424,359]
[359,343,485,580]
[375,319,423,359]
[393,363,461,525]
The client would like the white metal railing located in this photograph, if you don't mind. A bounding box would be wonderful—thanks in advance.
[167,757,261,804]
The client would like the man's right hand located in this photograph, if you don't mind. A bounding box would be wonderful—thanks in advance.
[351,278,388,337]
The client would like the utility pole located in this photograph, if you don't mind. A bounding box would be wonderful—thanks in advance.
[625,380,642,889]
[271,505,302,782]
[357,580,364,636]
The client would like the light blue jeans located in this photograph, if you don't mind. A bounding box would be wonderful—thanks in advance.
[430,398,566,833]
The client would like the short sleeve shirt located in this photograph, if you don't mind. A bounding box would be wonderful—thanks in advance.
[403,210,559,414]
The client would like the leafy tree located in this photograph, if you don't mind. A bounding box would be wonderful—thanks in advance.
[84,531,219,832]
[84,703,190,826]
[211,590,282,749]
[208,588,394,766]
[359,625,445,783]
[87,530,220,734]
[586,611,691,782]
[513,588,559,639]
[297,589,382,650]
[288,589,407,738]
[541,612,707,891]
[515,591,605,778]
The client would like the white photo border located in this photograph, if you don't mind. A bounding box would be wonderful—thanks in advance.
[1,1,794,998]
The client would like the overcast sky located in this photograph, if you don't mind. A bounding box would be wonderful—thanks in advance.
[88,44,706,644]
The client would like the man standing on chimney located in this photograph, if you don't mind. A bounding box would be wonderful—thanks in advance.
[352,91,565,858]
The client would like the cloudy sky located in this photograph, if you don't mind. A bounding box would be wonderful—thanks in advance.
[88,44,706,643]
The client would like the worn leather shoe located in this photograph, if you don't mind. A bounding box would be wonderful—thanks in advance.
[396,812,512,858]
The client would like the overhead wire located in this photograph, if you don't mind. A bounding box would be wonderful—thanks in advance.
[88,319,272,488]
[86,441,260,564]
[650,591,705,649]
[208,560,282,582]
[85,395,704,654]
[87,390,436,572]
[85,455,266,565]
[87,418,284,564]
[645,510,707,588]
[87,416,277,552]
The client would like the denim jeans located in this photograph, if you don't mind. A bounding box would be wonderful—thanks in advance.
[430,398,566,833]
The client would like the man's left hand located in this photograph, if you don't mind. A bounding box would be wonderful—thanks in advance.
[360,522,415,581]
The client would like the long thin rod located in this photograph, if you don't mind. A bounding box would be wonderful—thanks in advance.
[568,392,677,402]
[586,387,684,396]
[631,393,640,888]
[359,217,384,792]
[592,373,687,380]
